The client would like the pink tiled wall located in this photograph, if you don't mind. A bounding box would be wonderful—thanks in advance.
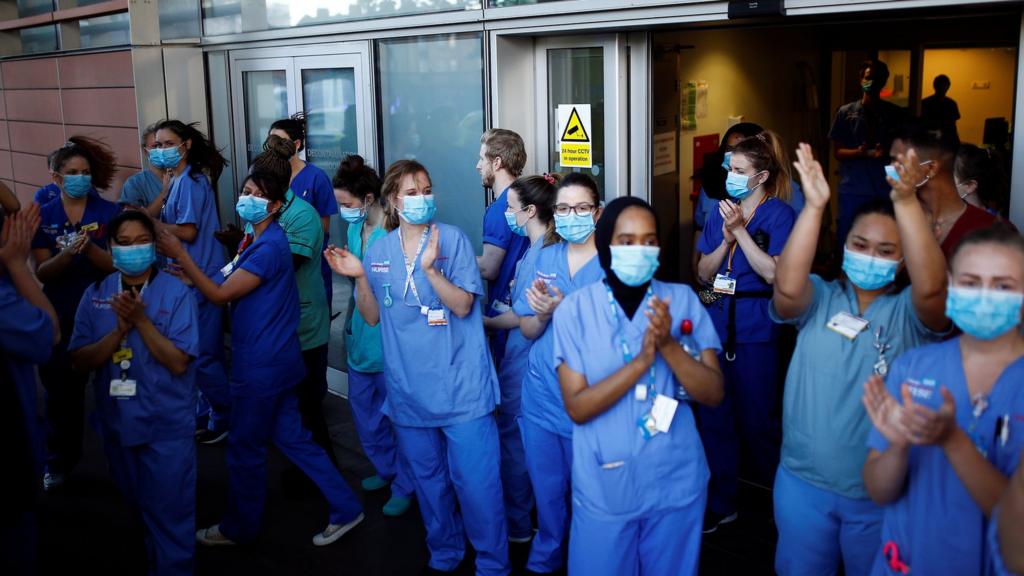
[0,50,140,205]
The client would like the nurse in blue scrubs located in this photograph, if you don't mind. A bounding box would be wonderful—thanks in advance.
[151,120,231,444]
[159,170,364,547]
[770,144,950,576]
[992,455,1024,575]
[69,210,199,576]
[31,136,119,490]
[863,223,1024,576]
[515,172,604,573]
[484,173,558,544]
[556,197,725,576]
[0,204,59,573]
[696,130,796,532]
[119,124,169,210]
[269,113,339,308]
[329,154,414,516]
[326,159,509,575]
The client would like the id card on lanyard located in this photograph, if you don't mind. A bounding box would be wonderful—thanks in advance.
[110,274,148,399]
[714,195,768,295]
[399,226,448,326]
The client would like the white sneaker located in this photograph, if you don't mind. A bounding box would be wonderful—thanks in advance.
[196,524,236,546]
[313,513,365,547]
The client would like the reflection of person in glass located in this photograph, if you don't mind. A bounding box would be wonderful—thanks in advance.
[829,59,907,244]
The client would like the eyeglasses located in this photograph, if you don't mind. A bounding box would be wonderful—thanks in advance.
[554,203,596,217]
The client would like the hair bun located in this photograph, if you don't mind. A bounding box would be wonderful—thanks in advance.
[263,134,296,158]
[338,154,366,176]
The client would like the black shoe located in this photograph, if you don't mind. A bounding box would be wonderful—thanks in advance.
[195,429,228,445]
[702,511,738,534]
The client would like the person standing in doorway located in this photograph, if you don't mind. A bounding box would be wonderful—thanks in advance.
[920,74,961,141]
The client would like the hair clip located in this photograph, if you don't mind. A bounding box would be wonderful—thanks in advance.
[542,172,556,185]
[63,141,76,149]
[755,133,767,143]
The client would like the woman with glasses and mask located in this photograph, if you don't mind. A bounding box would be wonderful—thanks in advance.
[150,119,231,445]
[69,210,199,576]
[325,159,509,575]
[159,170,364,548]
[31,136,118,491]
[513,172,604,574]
[770,144,949,576]
[695,130,796,533]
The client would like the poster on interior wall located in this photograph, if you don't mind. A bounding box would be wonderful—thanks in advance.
[682,82,697,130]
[557,104,593,168]
[696,81,709,119]
[653,132,677,176]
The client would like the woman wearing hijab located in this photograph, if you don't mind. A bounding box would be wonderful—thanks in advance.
[554,197,725,575]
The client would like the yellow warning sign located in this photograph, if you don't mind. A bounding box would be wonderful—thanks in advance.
[560,107,590,142]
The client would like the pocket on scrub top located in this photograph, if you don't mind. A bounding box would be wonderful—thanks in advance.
[593,457,638,516]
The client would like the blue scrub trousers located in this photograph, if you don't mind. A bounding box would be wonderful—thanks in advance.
[194,299,230,433]
[568,492,707,576]
[103,435,196,576]
[220,389,363,543]
[498,407,533,540]
[393,415,510,575]
[774,465,882,576]
[697,342,780,516]
[40,336,89,475]
[347,368,414,498]
[519,417,572,573]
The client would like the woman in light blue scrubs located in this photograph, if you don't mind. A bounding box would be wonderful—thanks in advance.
[696,130,796,531]
[556,197,724,576]
[514,172,604,573]
[330,154,414,516]
[31,136,119,490]
[119,124,168,210]
[69,210,199,576]
[770,144,950,576]
[159,170,364,548]
[152,120,231,444]
[863,224,1024,576]
[326,159,509,575]
[483,174,558,544]
[269,113,339,309]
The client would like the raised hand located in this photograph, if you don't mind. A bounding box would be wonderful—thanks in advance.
[889,148,929,204]
[324,245,365,279]
[720,200,743,232]
[156,227,186,259]
[111,288,148,329]
[792,143,830,210]
[899,385,957,446]
[0,202,40,266]
[420,224,440,271]
[862,375,910,447]
[638,324,657,368]
[525,278,563,320]
[645,295,674,349]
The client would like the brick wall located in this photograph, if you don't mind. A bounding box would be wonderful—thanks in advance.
[0,49,140,205]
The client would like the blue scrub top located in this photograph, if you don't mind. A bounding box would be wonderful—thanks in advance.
[497,237,545,415]
[769,275,947,498]
[829,99,905,198]
[554,280,721,521]
[228,221,305,397]
[483,187,531,364]
[119,170,162,207]
[161,165,224,278]
[33,183,60,205]
[867,338,1024,576]
[0,275,54,480]
[365,221,499,427]
[346,220,388,374]
[290,163,338,298]
[698,197,795,344]
[514,241,604,438]
[69,270,200,447]
[32,191,119,323]
[694,182,804,230]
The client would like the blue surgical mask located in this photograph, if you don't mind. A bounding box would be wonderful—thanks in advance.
[725,171,760,201]
[504,209,528,236]
[147,147,166,169]
[884,165,898,182]
[111,243,156,276]
[842,247,899,290]
[555,213,596,244]
[62,174,92,199]
[610,245,660,287]
[150,145,183,170]
[236,195,272,225]
[721,151,733,171]
[339,206,365,225]
[946,287,1023,340]
[399,194,436,225]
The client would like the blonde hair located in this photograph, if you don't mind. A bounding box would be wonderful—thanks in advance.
[480,129,527,178]
[381,159,431,231]
[733,130,792,203]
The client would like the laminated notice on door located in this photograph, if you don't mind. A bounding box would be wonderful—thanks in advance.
[557,104,593,168]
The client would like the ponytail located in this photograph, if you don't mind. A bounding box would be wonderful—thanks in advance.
[154,120,228,182]
[252,135,294,183]
[733,130,791,203]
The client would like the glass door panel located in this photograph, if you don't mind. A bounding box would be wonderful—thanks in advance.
[547,46,605,194]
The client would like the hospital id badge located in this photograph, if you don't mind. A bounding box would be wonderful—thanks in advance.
[427,308,448,326]
[110,378,137,398]
[80,222,99,233]
[712,274,736,295]
[638,412,659,440]
[651,394,679,433]
[827,311,869,340]
[112,348,133,363]
[491,299,512,314]
[220,261,234,277]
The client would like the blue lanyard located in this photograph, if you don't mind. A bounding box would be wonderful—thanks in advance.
[398,225,431,309]
[604,281,655,401]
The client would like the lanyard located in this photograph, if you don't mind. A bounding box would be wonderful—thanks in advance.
[115,273,150,377]
[398,225,431,310]
[604,281,655,401]
[725,194,769,275]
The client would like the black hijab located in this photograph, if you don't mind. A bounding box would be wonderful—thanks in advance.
[595,196,660,320]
